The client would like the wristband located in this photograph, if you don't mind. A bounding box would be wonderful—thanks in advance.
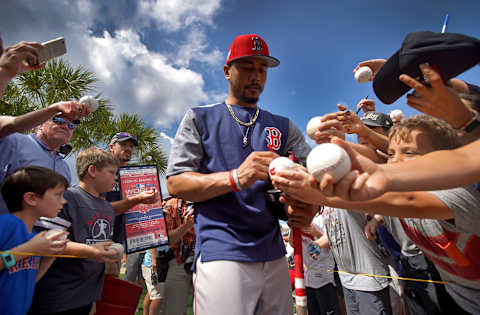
[232,169,243,191]
[1,252,15,269]
[229,170,240,192]
[229,169,243,192]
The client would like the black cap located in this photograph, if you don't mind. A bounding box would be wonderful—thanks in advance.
[373,31,480,104]
[361,111,393,129]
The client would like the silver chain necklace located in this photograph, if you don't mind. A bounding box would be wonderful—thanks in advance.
[226,103,259,148]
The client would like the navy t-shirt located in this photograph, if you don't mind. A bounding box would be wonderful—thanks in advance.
[0,214,39,315]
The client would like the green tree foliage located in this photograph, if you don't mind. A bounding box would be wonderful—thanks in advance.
[0,59,167,173]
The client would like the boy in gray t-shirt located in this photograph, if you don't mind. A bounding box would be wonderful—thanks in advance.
[321,207,392,314]
[30,147,121,315]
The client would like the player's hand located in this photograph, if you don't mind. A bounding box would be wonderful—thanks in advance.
[364,219,379,240]
[400,64,473,129]
[271,164,327,205]
[353,59,387,81]
[356,99,376,114]
[133,190,160,205]
[90,241,118,263]
[26,231,69,255]
[0,41,44,79]
[319,137,389,201]
[50,101,91,121]
[280,195,318,228]
[236,151,279,188]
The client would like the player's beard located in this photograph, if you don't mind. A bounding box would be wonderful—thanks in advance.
[232,82,262,105]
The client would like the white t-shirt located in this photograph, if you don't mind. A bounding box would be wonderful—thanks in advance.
[303,214,335,289]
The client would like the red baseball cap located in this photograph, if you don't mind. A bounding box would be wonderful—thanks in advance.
[226,34,280,67]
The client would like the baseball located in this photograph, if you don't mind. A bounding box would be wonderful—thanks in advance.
[306,116,323,140]
[79,95,98,112]
[306,143,351,183]
[354,66,373,83]
[269,157,296,177]
[108,243,124,258]
[390,109,404,121]
[45,229,67,240]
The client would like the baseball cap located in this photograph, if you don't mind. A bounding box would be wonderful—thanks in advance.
[373,31,480,104]
[361,111,393,129]
[226,34,280,67]
[110,132,138,146]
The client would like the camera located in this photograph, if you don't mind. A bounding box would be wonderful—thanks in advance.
[264,187,288,221]
[181,243,195,275]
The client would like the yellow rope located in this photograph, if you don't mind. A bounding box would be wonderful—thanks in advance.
[306,267,449,284]
[1,251,87,259]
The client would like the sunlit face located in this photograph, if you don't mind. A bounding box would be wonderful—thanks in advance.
[37,118,74,146]
[226,57,267,104]
[109,141,135,165]
[93,165,118,193]
[34,184,67,218]
[387,129,434,164]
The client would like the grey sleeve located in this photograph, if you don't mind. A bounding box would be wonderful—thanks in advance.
[429,185,480,235]
[166,109,204,177]
[285,120,311,166]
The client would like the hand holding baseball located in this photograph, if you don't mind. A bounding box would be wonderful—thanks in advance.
[90,241,119,263]
[27,230,68,255]
[353,59,387,81]
[319,137,389,202]
[50,101,90,121]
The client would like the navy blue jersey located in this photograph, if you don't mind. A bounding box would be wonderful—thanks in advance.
[167,102,311,265]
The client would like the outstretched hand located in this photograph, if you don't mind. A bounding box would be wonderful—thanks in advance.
[400,64,473,129]
[353,59,387,81]
[319,137,389,201]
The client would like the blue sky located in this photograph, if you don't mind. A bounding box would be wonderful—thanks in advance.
[1,0,480,190]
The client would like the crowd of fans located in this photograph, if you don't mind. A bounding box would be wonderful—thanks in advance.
[0,29,479,315]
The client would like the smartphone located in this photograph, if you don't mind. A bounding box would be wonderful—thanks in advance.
[29,37,67,66]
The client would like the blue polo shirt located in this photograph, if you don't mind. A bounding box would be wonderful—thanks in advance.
[0,133,71,214]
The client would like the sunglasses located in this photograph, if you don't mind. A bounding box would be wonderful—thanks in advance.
[52,116,78,129]
[117,132,137,141]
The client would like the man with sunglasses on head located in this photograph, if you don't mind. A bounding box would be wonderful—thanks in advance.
[0,111,86,215]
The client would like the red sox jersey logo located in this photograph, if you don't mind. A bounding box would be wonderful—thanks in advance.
[265,127,282,151]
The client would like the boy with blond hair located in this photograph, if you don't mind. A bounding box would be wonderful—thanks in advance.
[0,166,69,315]
[30,147,121,315]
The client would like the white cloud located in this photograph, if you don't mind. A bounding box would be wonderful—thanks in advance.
[175,27,223,67]
[137,0,221,32]
[0,0,224,130]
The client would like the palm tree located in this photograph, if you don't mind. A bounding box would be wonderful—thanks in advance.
[1,59,168,172]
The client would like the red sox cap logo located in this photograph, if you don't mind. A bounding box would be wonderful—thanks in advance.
[252,37,262,52]
[265,127,282,151]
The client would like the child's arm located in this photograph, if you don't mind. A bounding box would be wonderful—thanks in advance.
[0,231,68,271]
[63,241,119,263]
[110,191,160,215]
[36,257,55,281]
